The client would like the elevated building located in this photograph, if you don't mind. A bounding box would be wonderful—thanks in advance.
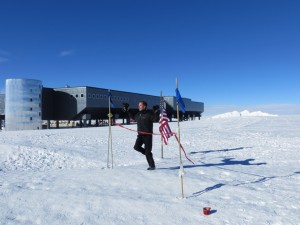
[3,78,205,130]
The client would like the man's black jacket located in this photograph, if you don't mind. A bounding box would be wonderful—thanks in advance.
[134,109,158,134]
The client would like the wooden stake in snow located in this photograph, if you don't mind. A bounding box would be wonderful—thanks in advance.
[107,90,114,169]
[176,78,184,199]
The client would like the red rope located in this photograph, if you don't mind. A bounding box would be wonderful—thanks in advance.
[113,122,194,164]
[174,134,195,165]
[113,122,161,135]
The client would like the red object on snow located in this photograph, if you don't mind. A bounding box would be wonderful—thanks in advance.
[203,207,211,215]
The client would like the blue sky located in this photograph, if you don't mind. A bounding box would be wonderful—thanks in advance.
[0,0,299,115]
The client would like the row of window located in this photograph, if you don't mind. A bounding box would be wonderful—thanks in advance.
[72,93,130,102]
[72,94,85,98]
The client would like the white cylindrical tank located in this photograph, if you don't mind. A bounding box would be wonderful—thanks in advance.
[5,78,42,131]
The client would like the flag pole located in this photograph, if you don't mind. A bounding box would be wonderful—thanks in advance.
[176,78,184,199]
[108,90,113,169]
[160,91,164,159]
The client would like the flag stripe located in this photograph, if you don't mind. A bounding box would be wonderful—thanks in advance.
[159,97,173,144]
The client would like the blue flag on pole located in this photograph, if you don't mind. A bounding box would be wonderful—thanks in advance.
[175,88,186,113]
[108,91,115,108]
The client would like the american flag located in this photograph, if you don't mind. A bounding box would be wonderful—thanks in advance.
[159,98,173,144]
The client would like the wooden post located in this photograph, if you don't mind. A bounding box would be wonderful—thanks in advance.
[176,78,184,199]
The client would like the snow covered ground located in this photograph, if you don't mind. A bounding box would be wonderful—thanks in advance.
[1,115,300,225]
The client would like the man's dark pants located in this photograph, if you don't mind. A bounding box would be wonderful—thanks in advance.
[134,134,155,168]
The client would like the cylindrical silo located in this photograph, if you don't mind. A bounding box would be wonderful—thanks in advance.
[5,78,42,131]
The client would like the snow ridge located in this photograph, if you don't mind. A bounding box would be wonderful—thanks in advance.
[212,110,278,119]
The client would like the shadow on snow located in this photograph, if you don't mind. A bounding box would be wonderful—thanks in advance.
[189,146,252,155]
[187,183,225,198]
[161,157,267,170]
[187,171,300,199]
[160,147,300,200]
